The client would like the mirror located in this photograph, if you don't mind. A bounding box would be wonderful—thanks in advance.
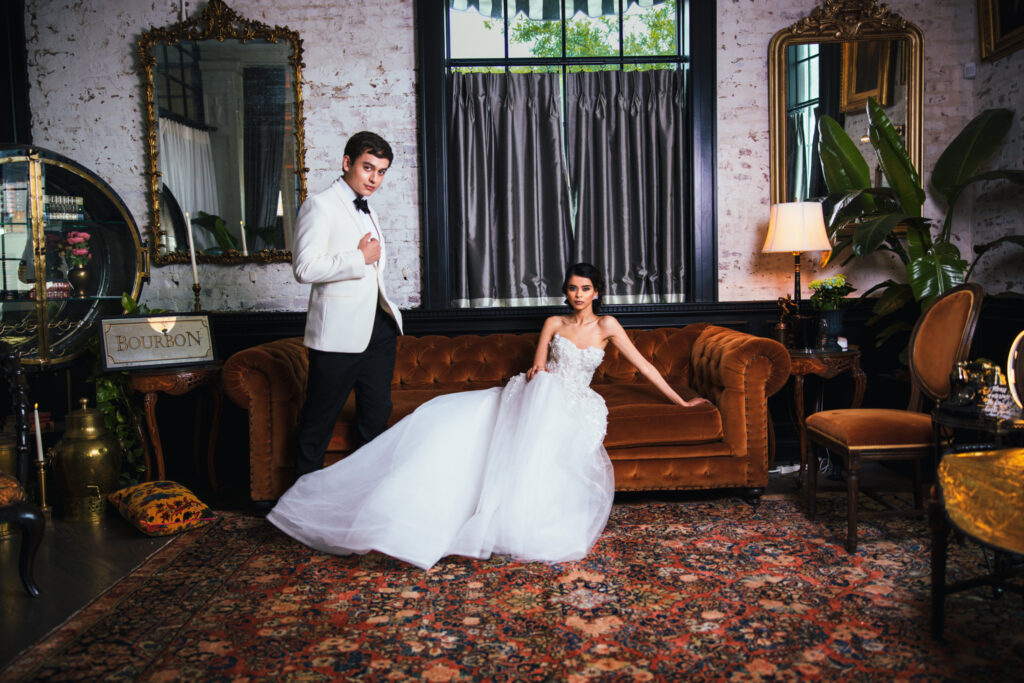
[138,0,307,265]
[769,0,923,204]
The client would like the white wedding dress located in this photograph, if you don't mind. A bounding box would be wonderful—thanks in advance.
[267,334,614,570]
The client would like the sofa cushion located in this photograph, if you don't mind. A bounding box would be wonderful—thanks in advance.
[597,384,723,448]
[328,389,470,453]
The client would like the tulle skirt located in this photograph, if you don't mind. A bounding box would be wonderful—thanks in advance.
[266,371,614,570]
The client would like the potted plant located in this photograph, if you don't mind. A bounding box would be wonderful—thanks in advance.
[817,99,1024,345]
[61,230,93,297]
[809,274,855,349]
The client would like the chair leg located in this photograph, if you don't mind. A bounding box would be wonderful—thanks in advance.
[13,502,44,597]
[913,458,923,509]
[929,485,948,640]
[807,444,818,520]
[846,456,859,553]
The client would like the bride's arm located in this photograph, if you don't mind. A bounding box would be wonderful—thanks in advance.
[603,317,709,407]
[527,316,560,380]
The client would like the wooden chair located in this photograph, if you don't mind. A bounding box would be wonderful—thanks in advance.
[0,342,45,597]
[805,283,985,552]
[930,329,1024,639]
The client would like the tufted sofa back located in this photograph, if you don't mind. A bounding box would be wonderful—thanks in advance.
[392,323,709,392]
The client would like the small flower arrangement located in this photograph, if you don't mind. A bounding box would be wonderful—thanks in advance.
[808,274,855,311]
[61,231,92,269]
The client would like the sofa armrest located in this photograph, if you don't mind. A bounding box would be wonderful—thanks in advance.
[689,326,791,484]
[221,337,308,502]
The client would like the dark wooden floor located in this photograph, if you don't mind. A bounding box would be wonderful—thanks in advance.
[0,513,172,667]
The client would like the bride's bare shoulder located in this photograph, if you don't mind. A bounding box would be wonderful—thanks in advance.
[597,315,623,333]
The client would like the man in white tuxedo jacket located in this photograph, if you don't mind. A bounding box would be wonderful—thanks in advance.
[291,131,403,477]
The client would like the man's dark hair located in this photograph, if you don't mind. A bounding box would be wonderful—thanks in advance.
[344,131,394,165]
[561,262,605,313]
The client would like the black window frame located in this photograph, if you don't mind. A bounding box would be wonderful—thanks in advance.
[415,0,717,312]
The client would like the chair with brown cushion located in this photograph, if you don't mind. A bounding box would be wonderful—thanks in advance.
[805,283,985,552]
[0,342,45,597]
[930,329,1024,639]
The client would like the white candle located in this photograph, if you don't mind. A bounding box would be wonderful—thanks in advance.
[33,403,44,463]
[185,211,199,287]
[240,219,248,256]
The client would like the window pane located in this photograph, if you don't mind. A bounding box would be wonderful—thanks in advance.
[508,9,563,58]
[565,2,619,58]
[449,6,505,59]
[623,0,676,57]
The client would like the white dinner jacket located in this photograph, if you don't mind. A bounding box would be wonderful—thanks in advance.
[292,180,403,353]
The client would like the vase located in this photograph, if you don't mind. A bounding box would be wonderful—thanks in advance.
[818,308,846,351]
[66,265,91,298]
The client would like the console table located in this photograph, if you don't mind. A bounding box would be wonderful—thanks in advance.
[126,365,222,490]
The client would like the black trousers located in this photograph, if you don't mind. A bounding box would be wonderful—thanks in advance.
[294,306,398,477]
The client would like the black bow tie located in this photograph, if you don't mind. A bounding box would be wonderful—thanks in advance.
[353,196,370,214]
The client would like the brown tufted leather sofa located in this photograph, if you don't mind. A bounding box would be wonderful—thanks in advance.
[222,323,790,504]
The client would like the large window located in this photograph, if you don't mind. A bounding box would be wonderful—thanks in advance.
[418,0,716,309]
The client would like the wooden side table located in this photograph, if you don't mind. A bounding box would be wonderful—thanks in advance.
[126,364,222,490]
[788,347,866,487]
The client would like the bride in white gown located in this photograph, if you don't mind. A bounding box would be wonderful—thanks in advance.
[267,263,709,570]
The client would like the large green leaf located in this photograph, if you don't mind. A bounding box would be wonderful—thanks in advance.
[932,108,1014,202]
[940,169,1024,242]
[904,221,934,261]
[851,213,908,257]
[907,241,967,303]
[869,127,924,217]
[867,98,923,216]
[818,115,873,194]
[866,281,914,323]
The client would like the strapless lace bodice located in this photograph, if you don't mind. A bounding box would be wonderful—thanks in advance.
[547,334,605,390]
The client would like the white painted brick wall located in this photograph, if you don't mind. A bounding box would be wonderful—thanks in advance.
[23,0,1022,312]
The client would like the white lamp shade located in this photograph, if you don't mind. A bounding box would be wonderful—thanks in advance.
[762,202,831,253]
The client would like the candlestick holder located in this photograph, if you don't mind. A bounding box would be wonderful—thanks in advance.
[192,282,202,312]
[35,459,52,519]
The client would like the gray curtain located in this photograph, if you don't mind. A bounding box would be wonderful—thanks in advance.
[567,69,689,302]
[243,66,286,250]
[449,72,573,307]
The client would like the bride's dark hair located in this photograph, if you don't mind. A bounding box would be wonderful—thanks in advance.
[561,262,605,313]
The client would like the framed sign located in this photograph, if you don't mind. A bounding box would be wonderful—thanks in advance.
[98,315,216,371]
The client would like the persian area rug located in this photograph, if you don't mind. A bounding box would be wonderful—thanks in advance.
[4,495,1022,682]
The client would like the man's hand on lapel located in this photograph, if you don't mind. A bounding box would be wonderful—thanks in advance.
[358,232,381,265]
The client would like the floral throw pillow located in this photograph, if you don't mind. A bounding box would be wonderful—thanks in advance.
[108,480,215,536]
[0,471,27,506]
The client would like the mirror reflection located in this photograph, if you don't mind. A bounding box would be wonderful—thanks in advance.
[153,39,296,255]
[139,0,306,265]
[768,0,923,206]
[785,39,908,202]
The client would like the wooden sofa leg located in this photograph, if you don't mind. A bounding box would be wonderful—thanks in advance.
[741,488,764,506]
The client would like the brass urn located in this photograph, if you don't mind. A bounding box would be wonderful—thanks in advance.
[52,397,123,522]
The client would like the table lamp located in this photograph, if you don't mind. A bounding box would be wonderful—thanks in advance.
[762,202,831,305]
[762,202,832,348]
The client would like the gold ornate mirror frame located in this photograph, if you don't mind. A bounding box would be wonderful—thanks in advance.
[138,0,307,265]
[768,0,923,205]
